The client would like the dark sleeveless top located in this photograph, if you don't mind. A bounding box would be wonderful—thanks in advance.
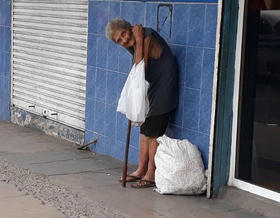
[127,28,178,117]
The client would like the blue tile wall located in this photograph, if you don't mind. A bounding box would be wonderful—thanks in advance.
[116,112,127,142]
[87,34,97,67]
[86,0,217,167]
[105,104,117,137]
[105,71,119,105]
[107,41,119,71]
[121,2,145,25]
[188,4,206,47]
[172,4,189,45]
[86,66,96,99]
[118,47,131,73]
[145,3,157,30]
[109,2,121,21]
[96,2,110,35]
[170,45,186,87]
[95,68,106,101]
[185,47,203,89]
[93,100,105,135]
[204,4,218,48]
[0,0,11,121]
[96,36,108,68]
[183,88,200,130]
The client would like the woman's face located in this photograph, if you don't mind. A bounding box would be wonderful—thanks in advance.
[112,28,135,48]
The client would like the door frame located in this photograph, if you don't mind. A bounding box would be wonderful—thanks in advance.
[228,0,280,203]
[209,0,239,198]
[206,0,223,198]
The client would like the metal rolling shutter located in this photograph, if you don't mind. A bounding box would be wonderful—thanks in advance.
[11,0,88,130]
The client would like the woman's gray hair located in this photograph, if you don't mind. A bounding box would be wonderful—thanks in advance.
[105,18,132,41]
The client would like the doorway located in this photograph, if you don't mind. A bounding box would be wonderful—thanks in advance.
[231,0,280,200]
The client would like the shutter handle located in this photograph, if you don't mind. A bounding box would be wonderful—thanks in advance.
[28,105,35,108]
[51,113,58,115]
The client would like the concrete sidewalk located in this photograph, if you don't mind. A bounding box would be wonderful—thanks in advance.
[0,182,65,218]
[0,120,279,218]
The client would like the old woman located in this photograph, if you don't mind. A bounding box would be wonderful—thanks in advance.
[105,18,178,188]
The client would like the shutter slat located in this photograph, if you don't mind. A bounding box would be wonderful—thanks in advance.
[13,73,86,93]
[14,13,88,24]
[13,53,86,72]
[14,21,87,33]
[14,84,85,104]
[13,11,87,20]
[13,78,86,99]
[14,0,88,4]
[14,47,86,65]
[14,64,86,81]
[14,6,88,13]
[13,43,86,59]
[13,36,86,56]
[13,66,86,86]
[13,89,85,113]
[14,3,88,10]
[14,17,88,28]
[14,37,86,52]
[13,23,87,35]
[13,59,86,77]
[14,30,86,43]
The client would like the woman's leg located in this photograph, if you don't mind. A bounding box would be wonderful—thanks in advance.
[132,134,149,176]
[120,134,149,180]
[141,137,159,181]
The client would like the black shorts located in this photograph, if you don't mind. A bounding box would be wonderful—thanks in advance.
[140,112,170,137]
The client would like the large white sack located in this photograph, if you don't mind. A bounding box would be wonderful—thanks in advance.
[117,59,149,126]
[155,135,207,195]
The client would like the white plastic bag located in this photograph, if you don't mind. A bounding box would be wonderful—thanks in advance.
[154,135,207,195]
[117,59,149,126]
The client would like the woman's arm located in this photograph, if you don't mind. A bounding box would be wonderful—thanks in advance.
[144,36,151,68]
[132,25,144,65]
[132,25,163,67]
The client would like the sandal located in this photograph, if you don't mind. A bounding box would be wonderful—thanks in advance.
[119,175,141,183]
[131,179,156,189]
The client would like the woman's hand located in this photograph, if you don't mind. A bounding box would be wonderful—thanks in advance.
[132,24,144,43]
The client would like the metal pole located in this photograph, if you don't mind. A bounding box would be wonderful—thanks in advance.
[76,138,98,150]
[122,120,132,187]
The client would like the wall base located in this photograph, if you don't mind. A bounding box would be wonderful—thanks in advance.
[11,107,84,145]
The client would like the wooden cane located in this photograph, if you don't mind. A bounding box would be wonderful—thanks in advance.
[122,120,132,187]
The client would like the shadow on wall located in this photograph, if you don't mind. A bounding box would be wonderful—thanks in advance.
[85,0,218,167]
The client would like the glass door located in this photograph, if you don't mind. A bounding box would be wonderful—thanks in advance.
[236,0,280,193]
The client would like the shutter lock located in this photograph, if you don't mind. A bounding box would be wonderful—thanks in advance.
[42,109,48,118]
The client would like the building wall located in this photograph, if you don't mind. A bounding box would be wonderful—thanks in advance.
[0,0,217,166]
[0,0,11,121]
[85,0,218,166]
